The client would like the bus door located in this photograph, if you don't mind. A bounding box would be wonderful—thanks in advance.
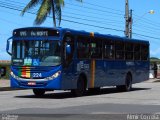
[62,34,75,86]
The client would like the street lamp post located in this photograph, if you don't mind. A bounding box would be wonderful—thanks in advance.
[134,10,155,24]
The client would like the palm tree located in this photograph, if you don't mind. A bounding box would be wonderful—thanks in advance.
[21,0,82,27]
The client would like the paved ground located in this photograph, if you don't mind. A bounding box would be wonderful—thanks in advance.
[0,79,160,120]
[0,78,159,88]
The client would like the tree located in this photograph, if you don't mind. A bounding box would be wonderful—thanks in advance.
[21,0,82,27]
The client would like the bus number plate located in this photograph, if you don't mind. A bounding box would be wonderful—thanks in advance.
[28,82,36,86]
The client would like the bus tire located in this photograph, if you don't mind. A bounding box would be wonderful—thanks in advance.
[33,89,45,96]
[71,76,86,97]
[116,74,132,92]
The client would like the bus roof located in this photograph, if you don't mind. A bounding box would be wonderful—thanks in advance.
[13,27,149,44]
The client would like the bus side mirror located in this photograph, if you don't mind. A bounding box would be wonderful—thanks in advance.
[66,44,71,55]
[6,37,12,55]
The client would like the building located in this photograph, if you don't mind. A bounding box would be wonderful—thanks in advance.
[0,60,11,79]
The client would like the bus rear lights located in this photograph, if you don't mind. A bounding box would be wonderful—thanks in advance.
[45,71,61,81]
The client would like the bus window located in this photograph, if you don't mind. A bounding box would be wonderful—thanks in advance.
[103,40,115,59]
[125,42,133,60]
[141,44,149,60]
[63,35,74,67]
[134,44,141,60]
[77,37,90,59]
[115,41,124,60]
[90,39,102,59]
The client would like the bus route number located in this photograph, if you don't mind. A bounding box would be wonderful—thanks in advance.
[33,73,42,78]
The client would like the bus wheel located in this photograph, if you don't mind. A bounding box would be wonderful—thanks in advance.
[71,76,86,97]
[33,89,45,97]
[116,74,132,92]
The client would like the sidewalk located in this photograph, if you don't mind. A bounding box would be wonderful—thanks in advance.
[0,79,10,87]
[0,79,11,91]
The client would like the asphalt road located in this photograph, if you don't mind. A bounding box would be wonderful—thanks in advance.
[0,80,160,120]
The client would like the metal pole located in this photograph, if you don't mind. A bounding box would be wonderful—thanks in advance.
[125,0,129,38]
[129,9,132,38]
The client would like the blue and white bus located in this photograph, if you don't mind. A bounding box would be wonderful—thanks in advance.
[6,27,149,96]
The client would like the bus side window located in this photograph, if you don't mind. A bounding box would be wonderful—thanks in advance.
[141,44,149,60]
[125,42,134,60]
[134,44,141,60]
[103,40,115,59]
[90,39,102,59]
[115,41,125,60]
[77,37,90,59]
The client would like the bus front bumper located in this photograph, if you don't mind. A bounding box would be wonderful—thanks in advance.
[10,76,62,90]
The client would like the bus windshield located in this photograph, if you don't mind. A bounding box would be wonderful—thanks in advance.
[12,40,61,66]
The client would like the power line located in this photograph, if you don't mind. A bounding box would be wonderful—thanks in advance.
[0,0,124,19]
[3,0,160,33]
[0,2,124,29]
[2,0,160,30]
[82,1,124,13]
[1,1,160,41]
[65,2,124,16]
[2,0,124,15]
[0,0,125,24]
[0,4,124,33]
[63,15,124,28]
[63,11,124,24]
[133,13,160,28]
[133,32,160,40]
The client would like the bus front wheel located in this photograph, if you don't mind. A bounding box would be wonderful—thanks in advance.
[71,76,86,97]
[33,89,45,96]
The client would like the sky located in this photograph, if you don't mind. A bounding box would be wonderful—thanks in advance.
[0,0,160,60]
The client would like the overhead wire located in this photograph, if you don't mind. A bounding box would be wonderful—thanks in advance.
[0,3,124,32]
[64,2,124,16]
[0,0,124,24]
[0,0,160,40]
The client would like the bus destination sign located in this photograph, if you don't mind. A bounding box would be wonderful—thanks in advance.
[20,31,48,37]
[13,29,60,37]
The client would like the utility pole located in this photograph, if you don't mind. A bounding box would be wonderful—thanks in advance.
[125,0,132,38]
[125,0,129,38]
[129,9,132,38]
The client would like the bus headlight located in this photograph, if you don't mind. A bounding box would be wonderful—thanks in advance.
[45,71,61,80]
[10,72,20,80]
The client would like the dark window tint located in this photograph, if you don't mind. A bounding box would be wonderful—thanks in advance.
[141,44,149,60]
[77,37,90,59]
[134,44,141,60]
[125,42,134,60]
[115,41,124,60]
[103,40,115,59]
[90,39,102,59]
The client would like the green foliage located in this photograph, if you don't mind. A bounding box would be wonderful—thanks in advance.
[150,57,160,64]
[21,0,82,27]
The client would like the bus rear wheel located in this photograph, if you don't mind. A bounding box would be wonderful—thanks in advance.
[33,89,45,96]
[116,74,132,92]
[71,76,86,97]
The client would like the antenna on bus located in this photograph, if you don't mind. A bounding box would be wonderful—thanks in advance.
[125,0,132,38]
